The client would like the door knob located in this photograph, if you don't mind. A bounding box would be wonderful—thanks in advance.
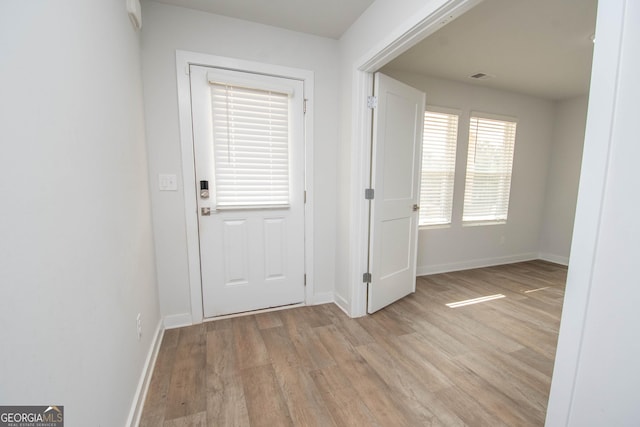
[413,204,420,211]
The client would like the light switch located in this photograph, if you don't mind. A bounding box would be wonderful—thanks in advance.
[158,174,178,191]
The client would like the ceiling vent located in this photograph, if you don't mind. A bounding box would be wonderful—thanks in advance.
[469,73,494,80]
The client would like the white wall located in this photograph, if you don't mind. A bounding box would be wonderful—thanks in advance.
[381,70,557,274]
[140,1,340,321]
[0,1,160,425]
[547,0,640,424]
[539,95,588,264]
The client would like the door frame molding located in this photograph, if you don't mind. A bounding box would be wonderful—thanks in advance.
[175,50,315,324]
[347,0,481,317]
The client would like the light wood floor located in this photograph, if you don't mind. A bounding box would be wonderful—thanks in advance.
[140,260,566,427]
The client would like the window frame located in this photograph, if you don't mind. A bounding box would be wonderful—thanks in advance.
[418,105,461,228]
[461,111,518,226]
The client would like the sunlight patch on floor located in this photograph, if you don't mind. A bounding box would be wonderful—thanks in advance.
[524,286,551,293]
[446,294,506,308]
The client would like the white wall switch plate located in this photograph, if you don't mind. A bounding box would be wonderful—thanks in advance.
[159,174,178,191]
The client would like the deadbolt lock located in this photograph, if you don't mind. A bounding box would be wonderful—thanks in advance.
[200,180,209,199]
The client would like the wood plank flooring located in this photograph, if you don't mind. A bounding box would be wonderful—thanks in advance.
[140,260,566,426]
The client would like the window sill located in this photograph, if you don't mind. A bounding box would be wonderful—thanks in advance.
[462,220,507,227]
[419,223,452,231]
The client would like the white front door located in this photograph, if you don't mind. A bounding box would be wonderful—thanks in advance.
[189,65,306,318]
[368,73,425,314]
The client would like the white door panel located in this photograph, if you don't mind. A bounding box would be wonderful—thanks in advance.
[379,218,412,279]
[382,92,419,200]
[190,65,305,318]
[264,217,287,280]
[368,73,425,314]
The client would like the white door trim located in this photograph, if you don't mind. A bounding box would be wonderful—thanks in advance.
[347,0,481,317]
[176,50,315,324]
[546,0,626,424]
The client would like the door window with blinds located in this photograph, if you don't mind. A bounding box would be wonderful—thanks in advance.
[419,108,459,227]
[462,113,517,223]
[207,71,294,209]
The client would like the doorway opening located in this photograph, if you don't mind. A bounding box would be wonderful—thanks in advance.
[352,0,596,318]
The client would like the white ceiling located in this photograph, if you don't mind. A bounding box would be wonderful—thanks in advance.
[383,0,598,100]
[150,0,375,39]
[151,0,597,100]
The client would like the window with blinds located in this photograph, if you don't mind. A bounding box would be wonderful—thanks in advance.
[210,83,290,209]
[462,114,517,223]
[419,109,459,226]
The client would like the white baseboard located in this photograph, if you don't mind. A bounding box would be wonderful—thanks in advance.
[538,252,570,266]
[311,292,334,305]
[334,293,350,316]
[127,319,164,427]
[416,252,539,276]
[164,313,192,329]
[334,300,351,318]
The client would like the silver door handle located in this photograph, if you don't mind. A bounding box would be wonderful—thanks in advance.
[413,204,420,211]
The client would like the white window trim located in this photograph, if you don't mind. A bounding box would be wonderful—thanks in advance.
[175,50,316,325]
[427,105,462,116]
[470,110,519,124]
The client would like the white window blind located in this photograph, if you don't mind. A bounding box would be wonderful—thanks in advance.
[462,114,517,223]
[419,109,459,226]
[210,83,290,209]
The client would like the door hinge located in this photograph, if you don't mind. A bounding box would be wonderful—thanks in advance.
[367,96,378,109]
[304,274,307,286]
[365,188,375,200]
[363,272,372,283]
[303,99,308,114]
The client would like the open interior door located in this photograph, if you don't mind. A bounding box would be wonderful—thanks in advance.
[368,72,425,314]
